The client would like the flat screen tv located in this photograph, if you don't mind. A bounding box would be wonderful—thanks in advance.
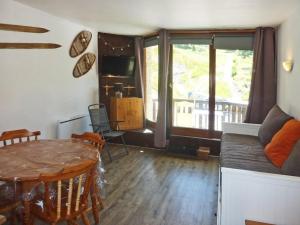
[101,55,136,77]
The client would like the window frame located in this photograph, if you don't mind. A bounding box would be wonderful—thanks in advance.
[143,30,255,139]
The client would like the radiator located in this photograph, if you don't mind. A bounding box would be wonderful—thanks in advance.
[57,114,92,139]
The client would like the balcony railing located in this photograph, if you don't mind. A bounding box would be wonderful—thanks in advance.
[150,99,248,130]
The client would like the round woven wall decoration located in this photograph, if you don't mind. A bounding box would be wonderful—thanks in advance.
[73,53,96,78]
[69,30,92,57]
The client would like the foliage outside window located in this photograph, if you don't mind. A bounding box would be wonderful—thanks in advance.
[145,45,159,122]
[173,44,210,129]
[215,49,253,130]
[144,35,254,132]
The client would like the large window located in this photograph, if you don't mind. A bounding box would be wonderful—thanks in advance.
[172,44,210,129]
[145,45,159,122]
[215,49,253,130]
[143,33,254,135]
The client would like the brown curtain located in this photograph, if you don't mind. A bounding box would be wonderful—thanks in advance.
[244,27,277,124]
[134,37,146,127]
[154,29,170,148]
[134,37,144,99]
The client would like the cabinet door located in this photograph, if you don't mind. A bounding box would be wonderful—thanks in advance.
[133,98,143,129]
[110,98,143,130]
[116,98,128,130]
[127,98,143,129]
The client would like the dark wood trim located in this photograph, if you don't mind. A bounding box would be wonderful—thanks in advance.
[169,33,213,39]
[0,23,49,33]
[145,122,222,140]
[108,129,221,155]
[144,28,256,38]
[168,45,173,135]
[97,32,135,115]
[167,29,256,35]
[209,44,216,133]
[143,32,159,38]
[171,127,222,139]
[143,48,148,117]
[0,43,61,49]
[169,134,221,156]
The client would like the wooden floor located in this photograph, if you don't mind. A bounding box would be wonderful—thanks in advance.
[15,144,219,225]
[99,144,219,225]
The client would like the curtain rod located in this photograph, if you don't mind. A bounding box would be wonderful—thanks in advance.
[144,28,256,38]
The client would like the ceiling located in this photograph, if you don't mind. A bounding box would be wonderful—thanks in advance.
[15,0,300,35]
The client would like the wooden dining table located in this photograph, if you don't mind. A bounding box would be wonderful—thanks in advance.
[0,139,99,225]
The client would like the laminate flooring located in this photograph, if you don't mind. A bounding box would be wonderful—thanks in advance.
[18,144,219,225]
[99,144,219,225]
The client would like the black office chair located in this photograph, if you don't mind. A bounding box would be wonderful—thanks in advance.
[88,104,128,161]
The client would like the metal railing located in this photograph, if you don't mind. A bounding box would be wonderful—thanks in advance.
[150,99,248,130]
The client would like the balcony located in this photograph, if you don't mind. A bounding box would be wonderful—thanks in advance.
[150,99,248,130]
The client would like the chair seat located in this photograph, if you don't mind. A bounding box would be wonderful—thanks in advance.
[103,131,125,138]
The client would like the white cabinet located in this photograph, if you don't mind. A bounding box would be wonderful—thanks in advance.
[218,167,300,225]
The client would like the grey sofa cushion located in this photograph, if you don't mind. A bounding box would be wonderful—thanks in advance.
[258,105,292,146]
[221,133,281,174]
[282,140,300,176]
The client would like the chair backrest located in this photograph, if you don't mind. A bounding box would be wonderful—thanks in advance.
[0,129,41,146]
[88,104,112,134]
[71,132,105,153]
[37,161,96,222]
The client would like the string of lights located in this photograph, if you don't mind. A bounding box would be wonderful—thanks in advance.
[99,35,132,51]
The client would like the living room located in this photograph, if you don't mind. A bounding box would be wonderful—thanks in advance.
[0,0,300,225]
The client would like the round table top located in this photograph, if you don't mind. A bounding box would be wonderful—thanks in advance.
[0,139,99,181]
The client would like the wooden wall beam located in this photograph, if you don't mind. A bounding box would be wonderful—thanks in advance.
[0,43,61,49]
[0,23,49,33]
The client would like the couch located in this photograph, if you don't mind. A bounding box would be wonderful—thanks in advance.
[217,122,300,225]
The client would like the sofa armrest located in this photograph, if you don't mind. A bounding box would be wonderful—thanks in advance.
[222,122,261,136]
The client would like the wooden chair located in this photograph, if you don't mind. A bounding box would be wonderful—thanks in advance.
[0,129,41,224]
[71,132,105,224]
[0,215,6,225]
[30,161,97,225]
[0,185,20,224]
[71,132,105,153]
[0,129,41,146]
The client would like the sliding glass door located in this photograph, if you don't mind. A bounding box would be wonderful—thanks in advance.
[143,33,254,137]
[172,44,210,129]
[215,49,253,130]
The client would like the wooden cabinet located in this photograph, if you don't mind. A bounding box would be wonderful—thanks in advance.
[110,97,143,130]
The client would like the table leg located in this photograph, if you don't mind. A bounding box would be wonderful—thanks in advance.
[21,181,36,225]
[23,199,32,225]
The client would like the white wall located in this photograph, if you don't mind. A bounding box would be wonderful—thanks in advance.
[0,0,99,138]
[277,7,300,119]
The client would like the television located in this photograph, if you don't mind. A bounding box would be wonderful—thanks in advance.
[101,55,136,77]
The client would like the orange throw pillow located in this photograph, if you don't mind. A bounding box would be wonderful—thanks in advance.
[265,119,300,168]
